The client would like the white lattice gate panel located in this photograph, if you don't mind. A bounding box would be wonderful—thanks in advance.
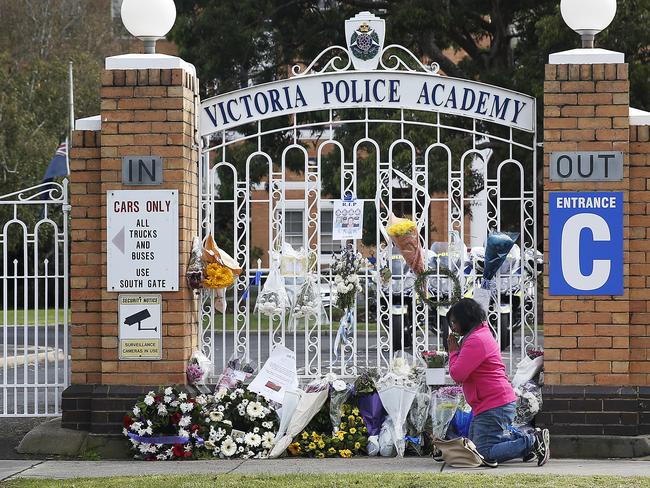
[198,34,538,379]
[1,181,69,416]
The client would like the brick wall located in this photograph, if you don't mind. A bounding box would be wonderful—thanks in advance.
[543,63,632,386]
[64,65,200,430]
[69,130,103,385]
[629,125,650,384]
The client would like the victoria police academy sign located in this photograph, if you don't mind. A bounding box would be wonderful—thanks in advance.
[200,72,535,136]
[549,192,623,296]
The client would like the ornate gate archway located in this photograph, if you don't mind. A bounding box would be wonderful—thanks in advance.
[198,13,538,379]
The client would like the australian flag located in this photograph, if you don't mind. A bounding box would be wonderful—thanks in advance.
[42,140,69,182]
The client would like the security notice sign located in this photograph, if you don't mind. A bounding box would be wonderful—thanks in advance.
[119,294,162,360]
[107,190,178,292]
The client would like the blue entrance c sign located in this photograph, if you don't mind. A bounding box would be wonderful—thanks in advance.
[549,192,623,296]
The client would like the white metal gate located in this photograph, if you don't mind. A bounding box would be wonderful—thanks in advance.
[0,180,69,416]
[198,19,539,379]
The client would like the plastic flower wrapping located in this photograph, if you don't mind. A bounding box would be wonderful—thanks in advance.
[405,384,431,455]
[354,370,387,456]
[422,350,448,369]
[280,241,308,277]
[122,387,206,460]
[474,231,519,311]
[327,375,353,434]
[386,213,425,275]
[255,252,291,317]
[291,274,324,323]
[331,245,364,364]
[513,381,543,427]
[269,377,330,458]
[374,352,424,457]
[186,236,205,290]
[200,387,279,459]
[215,353,257,390]
[430,386,464,440]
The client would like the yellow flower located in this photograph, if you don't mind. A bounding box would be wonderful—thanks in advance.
[387,220,416,237]
[203,262,234,289]
[349,427,357,434]
[352,408,360,416]
[336,431,345,440]
[340,422,347,430]
[311,431,320,441]
[308,442,316,450]
[316,452,325,459]
[339,449,352,458]
[302,432,309,440]
[354,442,361,450]
[328,447,337,455]
[348,415,355,423]
[318,441,325,449]
[287,442,301,456]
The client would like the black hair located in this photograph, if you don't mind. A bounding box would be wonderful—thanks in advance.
[446,298,487,335]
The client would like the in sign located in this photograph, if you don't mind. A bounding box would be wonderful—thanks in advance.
[122,156,163,185]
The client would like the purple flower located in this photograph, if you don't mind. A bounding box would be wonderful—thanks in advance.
[186,364,204,384]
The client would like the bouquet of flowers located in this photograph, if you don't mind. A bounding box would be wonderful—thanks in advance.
[255,252,291,317]
[512,348,544,388]
[200,387,279,459]
[513,381,543,427]
[291,274,324,324]
[328,376,353,434]
[215,353,257,390]
[422,350,448,368]
[354,370,386,456]
[123,387,205,460]
[331,245,364,365]
[186,236,205,290]
[473,231,518,312]
[186,351,212,386]
[202,234,242,313]
[430,386,464,440]
[405,384,431,455]
[280,241,308,277]
[386,213,425,275]
[374,352,422,457]
[287,403,368,458]
[269,378,330,458]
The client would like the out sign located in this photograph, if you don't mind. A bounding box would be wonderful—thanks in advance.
[549,192,623,296]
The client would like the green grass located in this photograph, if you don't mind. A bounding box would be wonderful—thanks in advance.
[2,308,68,327]
[5,474,649,488]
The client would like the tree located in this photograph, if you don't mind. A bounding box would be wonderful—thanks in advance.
[171,0,650,249]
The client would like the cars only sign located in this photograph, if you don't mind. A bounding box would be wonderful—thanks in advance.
[107,190,179,292]
[549,192,623,296]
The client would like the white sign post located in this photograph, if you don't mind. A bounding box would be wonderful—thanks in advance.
[107,190,179,292]
[118,294,162,360]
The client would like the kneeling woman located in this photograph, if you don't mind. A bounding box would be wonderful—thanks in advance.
[447,298,549,466]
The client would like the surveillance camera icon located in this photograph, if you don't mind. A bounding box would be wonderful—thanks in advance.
[123,309,156,331]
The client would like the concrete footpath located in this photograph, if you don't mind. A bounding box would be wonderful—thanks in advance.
[2,458,650,481]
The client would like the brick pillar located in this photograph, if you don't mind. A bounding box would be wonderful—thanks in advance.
[63,59,199,434]
[543,62,630,386]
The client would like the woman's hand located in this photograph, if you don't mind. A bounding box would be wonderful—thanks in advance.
[448,333,459,352]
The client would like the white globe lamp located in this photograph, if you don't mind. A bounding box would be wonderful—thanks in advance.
[121,0,177,54]
[560,0,617,48]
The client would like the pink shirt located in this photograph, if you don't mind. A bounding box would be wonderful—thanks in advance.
[449,322,517,416]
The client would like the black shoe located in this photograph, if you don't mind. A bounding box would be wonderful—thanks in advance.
[522,451,536,462]
[532,428,550,466]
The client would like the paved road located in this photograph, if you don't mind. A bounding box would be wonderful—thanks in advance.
[1,458,649,481]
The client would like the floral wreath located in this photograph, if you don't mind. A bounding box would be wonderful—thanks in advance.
[123,387,206,460]
[199,386,279,459]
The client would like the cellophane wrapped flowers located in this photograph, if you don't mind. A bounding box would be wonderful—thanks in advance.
[386,213,425,275]
[422,350,448,368]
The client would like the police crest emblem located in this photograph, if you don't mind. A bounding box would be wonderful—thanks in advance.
[345,12,386,71]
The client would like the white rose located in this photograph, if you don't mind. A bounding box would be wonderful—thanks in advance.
[332,379,347,392]
[164,387,173,396]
